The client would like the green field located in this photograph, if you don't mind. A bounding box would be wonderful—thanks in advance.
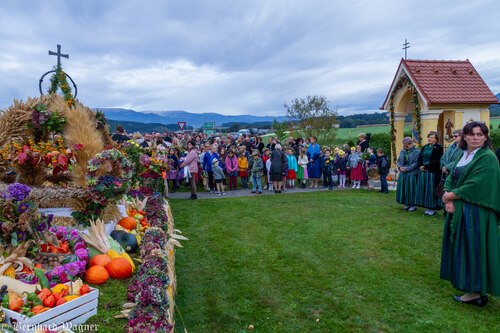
[171,191,500,333]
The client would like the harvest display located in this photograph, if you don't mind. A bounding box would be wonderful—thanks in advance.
[0,95,185,332]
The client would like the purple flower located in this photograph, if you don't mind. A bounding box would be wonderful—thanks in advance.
[17,203,30,214]
[74,242,87,251]
[75,248,88,261]
[6,183,31,201]
[65,262,81,276]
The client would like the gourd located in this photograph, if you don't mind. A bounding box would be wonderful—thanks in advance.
[0,276,39,295]
[88,254,112,268]
[85,266,109,285]
[110,230,138,253]
[117,217,137,230]
[105,258,133,279]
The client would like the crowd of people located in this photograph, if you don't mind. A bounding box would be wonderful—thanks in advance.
[112,127,391,200]
[112,121,500,307]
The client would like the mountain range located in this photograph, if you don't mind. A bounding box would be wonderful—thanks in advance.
[96,108,286,128]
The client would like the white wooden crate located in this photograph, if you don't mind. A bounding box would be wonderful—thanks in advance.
[2,287,98,333]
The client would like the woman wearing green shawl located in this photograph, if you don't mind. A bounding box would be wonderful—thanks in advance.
[440,122,500,306]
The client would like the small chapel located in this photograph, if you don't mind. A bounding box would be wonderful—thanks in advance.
[381,59,498,160]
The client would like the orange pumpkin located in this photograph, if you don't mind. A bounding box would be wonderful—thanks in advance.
[105,258,133,279]
[386,175,394,181]
[118,217,137,230]
[85,265,110,285]
[88,254,112,268]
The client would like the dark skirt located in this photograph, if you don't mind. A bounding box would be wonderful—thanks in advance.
[396,173,418,206]
[440,202,500,296]
[415,170,442,209]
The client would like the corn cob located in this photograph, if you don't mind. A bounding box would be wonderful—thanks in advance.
[1,265,16,278]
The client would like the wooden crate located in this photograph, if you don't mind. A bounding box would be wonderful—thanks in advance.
[2,287,98,333]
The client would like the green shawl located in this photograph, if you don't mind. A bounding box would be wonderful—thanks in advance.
[444,147,500,235]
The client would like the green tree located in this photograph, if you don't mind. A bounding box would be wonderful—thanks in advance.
[284,95,338,144]
[272,119,288,141]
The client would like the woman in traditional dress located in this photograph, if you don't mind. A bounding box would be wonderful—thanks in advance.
[269,144,286,193]
[440,129,463,175]
[416,131,444,216]
[348,145,364,189]
[396,137,420,211]
[440,121,500,306]
[306,136,321,188]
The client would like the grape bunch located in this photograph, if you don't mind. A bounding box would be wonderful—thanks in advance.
[0,285,7,303]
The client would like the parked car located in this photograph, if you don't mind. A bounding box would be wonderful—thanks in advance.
[237,129,251,136]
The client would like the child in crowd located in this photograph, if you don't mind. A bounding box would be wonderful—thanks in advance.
[365,147,378,189]
[377,148,390,193]
[265,149,273,191]
[297,148,309,189]
[165,148,179,193]
[322,148,333,190]
[348,145,364,189]
[336,150,348,189]
[250,150,263,194]
[262,148,270,190]
[286,148,298,189]
[225,149,239,190]
[238,152,249,190]
[212,159,226,196]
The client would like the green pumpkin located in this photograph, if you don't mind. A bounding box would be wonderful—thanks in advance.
[110,230,138,253]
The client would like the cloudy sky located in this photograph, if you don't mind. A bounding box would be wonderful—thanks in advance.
[1,0,499,116]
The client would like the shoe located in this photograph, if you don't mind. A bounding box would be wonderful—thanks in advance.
[356,185,360,189]
[407,207,416,212]
[189,194,197,200]
[453,295,488,307]
[329,187,333,190]
[403,206,410,211]
[274,190,278,193]
[251,191,256,194]
[258,191,262,194]
[222,192,226,196]
[278,190,282,193]
[425,210,436,216]
[216,192,221,196]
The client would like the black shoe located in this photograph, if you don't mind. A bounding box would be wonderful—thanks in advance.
[453,295,488,307]
[190,194,197,200]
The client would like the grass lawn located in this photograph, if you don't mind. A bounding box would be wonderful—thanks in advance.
[171,191,500,333]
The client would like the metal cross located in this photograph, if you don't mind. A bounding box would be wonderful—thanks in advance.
[49,44,69,68]
[402,39,410,59]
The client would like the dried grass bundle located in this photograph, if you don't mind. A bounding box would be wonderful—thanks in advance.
[62,102,104,187]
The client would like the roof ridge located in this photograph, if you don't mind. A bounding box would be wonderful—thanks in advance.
[403,59,469,63]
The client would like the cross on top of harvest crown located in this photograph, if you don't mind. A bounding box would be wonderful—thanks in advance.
[49,44,69,68]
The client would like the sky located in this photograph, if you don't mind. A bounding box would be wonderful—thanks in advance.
[1,0,500,117]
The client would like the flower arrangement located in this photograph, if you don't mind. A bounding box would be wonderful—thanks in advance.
[27,103,66,142]
[1,137,82,183]
[143,194,169,232]
[17,226,88,286]
[0,183,43,246]
[126,305,173,333]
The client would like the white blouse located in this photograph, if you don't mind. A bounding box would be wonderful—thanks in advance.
[456,147,480,167]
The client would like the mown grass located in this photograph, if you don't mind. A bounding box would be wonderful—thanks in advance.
[171,191,500,333]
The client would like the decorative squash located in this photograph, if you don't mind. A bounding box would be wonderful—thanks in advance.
[85,265,110,285]
[118,217,137,230]
[386,175,394,181]
[105,258,133,279]
[110,230,138,253]
[88,254,112,268]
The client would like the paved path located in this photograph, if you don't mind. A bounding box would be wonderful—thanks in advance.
[166,182,396,200]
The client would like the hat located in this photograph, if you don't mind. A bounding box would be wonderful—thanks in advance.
[338,150,345,156]
[252,150,260,156]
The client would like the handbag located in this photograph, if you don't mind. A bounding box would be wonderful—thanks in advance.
[434,178,445,198]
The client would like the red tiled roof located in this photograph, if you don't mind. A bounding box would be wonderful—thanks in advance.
[403,59,498,105]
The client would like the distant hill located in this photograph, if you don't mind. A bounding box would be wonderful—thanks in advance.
[490,93,500,117]
[97,108,286,128]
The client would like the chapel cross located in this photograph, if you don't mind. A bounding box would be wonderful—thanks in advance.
[402,39,410,59]
[48,44,69,68]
